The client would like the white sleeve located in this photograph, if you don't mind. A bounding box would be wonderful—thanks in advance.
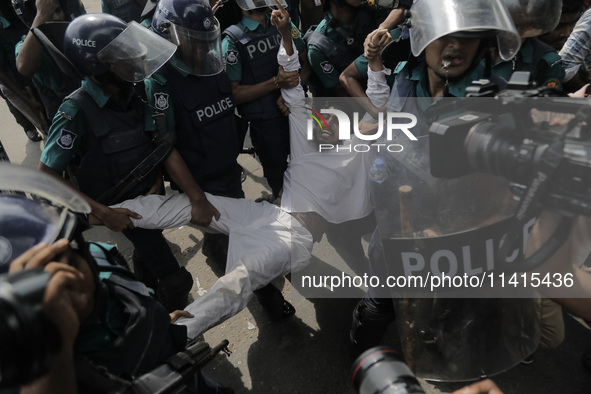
[366,67,392,108]
[110,194,192,229]
[277,39,304,109]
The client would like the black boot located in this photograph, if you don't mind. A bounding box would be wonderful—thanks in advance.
[350,298,396,358]
[158,267,194,312]
[254,283,295,321]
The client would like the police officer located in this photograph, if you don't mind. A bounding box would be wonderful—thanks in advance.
[305,0,389,97]
[222,0,306,199]
[13,0,85,120]
[38,13,215,311]
[495,0,566,89]
[150,0,296,321]
[0,164,231,394]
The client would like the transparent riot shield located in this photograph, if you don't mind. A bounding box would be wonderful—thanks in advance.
[369,98,540,381]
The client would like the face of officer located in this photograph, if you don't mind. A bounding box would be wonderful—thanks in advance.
[539,11,581,50]
[42,0,66,21]
[424,35,481,82]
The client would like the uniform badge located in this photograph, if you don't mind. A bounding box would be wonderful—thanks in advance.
[56,129,77,150]
[320,61,334,74]
[154,92,169,110]
[546,79,559,89]
[203,17,212,30]
[291,26,300,39]
[226,49,238,66]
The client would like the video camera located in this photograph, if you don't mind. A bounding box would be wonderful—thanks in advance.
[351,346,425,394]
[0,269,230,392]
[0,268,62,388]
[429,72,591,218]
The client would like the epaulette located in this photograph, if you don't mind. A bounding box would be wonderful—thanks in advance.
[58,111,73,120]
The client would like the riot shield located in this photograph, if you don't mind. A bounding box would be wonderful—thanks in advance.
[369,98,540,381]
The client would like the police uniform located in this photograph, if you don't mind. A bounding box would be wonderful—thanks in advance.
[145,58,244,199]
[492,37,565,89]
[74,242,228,394]
[222,14,305,197]
[306,8,386,96]
[15,32,81,120]
[40,77,182,280]
[101,0,145,23]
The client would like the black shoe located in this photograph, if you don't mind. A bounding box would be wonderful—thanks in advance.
[159,267,194,312]
[255,283,295,321]
[25,129,42,142]
[350,298,396,358]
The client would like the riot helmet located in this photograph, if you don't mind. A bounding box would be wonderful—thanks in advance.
[152,0,224,76]
[0,163,91,273]
[64,13,177,82]
[502,0,562,38]
[407,0,521,60]
[236,0,288,11]
[11,0,85,28]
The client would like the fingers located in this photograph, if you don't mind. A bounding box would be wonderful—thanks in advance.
[9,239,70,273]
[212,205,221,221]
[273,0,287,12]
[169,310,195,323]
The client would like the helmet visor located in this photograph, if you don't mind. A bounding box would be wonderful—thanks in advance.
[98,21,177,82]
[409,0,521,60]
[169,17,224,76]
[502,0,562,38]
[236,0,288,10]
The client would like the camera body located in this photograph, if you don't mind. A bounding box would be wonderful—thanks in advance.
[0,268,61,388]
[429,75,591,217]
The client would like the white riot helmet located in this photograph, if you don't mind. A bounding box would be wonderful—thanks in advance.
[408,0,521,61]
[502,0,562,38]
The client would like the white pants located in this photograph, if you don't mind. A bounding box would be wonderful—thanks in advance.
[113,193,314,338]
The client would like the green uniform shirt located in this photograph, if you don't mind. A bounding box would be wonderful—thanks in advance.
[492,38,564,89]
[222,14,306,82]
[40,78,154,172]
[15,36,65,93]
[307,8,388,89]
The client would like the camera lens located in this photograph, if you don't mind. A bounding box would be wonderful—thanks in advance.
[465,121,539,184]
[351,346,425,394]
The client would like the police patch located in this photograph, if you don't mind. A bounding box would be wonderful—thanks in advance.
[291,26,300,39]
[154,92,169,110]
[56,129,77,150]
[545,79,559,88]
[226,49,238,66]
[320,61,334,74]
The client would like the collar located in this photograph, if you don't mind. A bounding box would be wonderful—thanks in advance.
[409,61,485,98]
[241,14,270,32]
[81,77,135,108]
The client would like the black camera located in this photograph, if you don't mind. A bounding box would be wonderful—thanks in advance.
[0,268,62,388]
[351,346,425,394]
[429,73,591,217]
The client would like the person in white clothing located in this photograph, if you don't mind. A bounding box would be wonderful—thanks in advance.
[108,1,372,339]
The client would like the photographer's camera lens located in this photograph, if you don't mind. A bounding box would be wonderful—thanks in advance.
[351,346,425,394]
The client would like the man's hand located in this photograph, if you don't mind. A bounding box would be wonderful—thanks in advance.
[93,206,143,231]
[277,95,290,116]
[270,0,291,37]
[276,66,299,89]
[453,379,503,394]
[190,198,221,227]
[9,241,90,348]
[364,28,392,60]
[170,310,194,323]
